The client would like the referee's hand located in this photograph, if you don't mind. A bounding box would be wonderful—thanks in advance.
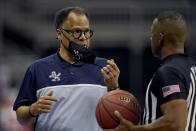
[29,91,59,116]
[114,111,133,131]
[101,59,120,91]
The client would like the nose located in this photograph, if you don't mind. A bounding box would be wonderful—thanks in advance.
[79,32,86,41]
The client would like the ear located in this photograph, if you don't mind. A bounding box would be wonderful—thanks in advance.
[159,33,164,39]
[56,29,62,40]
[158,32,164,46]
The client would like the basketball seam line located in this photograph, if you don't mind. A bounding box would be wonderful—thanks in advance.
[101,97,119,125]
[104,98,140,120]
[98,102,104,127]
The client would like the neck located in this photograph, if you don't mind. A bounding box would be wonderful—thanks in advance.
[161,45,184,60]
[59,44,76,64]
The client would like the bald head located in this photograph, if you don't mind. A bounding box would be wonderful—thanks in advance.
[152,11,187,44]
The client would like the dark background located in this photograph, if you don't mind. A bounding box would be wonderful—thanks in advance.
[0,0,195,130]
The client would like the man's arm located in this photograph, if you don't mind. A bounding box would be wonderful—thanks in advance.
[16,106,37,125]
[114,99,187,131]
[16,91,59,125]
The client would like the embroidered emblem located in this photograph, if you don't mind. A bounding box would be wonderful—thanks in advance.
[49,71,61,81]
[162,84,180,98]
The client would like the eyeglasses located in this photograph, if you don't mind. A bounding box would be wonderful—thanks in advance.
[60,28,94,39]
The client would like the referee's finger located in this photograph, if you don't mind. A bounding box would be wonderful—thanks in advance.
[114,110,134,127]
[114,110,124,122]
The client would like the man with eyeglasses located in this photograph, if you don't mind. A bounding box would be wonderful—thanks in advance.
[13,7,120,131]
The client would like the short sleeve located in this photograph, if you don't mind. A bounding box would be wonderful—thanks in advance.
[151,66,187,105]
[13,66,37,111]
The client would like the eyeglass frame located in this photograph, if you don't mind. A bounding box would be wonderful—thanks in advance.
[60,28,94,39]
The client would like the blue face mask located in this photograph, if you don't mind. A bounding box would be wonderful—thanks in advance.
[68,41,96,64]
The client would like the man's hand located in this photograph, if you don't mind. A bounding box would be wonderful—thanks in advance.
[30,91,59,116]
[16,90,59,125]
[113,111,134,131]
[101,59,120,91]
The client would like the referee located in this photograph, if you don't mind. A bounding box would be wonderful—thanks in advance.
[114,11,196,131]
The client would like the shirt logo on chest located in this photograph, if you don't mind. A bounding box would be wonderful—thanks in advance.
[49,71,61,82]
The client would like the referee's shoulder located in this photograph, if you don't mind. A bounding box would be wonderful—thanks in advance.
[156,63,182,79]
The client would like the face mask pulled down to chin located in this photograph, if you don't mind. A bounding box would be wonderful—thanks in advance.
[68,41,96,64]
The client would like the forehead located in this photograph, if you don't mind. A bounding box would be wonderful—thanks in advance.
[151,18,158,28]
[62,12,90,29]
[151,18,161,32]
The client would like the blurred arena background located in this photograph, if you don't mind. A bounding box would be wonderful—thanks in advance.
[0,0,195,130]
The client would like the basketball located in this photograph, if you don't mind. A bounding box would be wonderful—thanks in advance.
[95,89,141,129]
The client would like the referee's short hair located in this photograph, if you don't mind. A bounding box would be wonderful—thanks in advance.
[55,7,89,30]
[156,11,186,24]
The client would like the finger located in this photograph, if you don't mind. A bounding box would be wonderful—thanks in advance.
[101,68,114,80]
[114,111,134,127]
[38,99,52,105]
[103,67,110,74]
[103,129,114,131]
[40,96,59,102]
[101,69,110,80]
[38,104,52,110]
[105,71,115,80]
[107,71,114,79]
[39,108,51,114]
[114,111,124,122]
[107,60,120,73]
[102,65,111,76]
[47,90,54,96]
[106,65,114,72]
[106,65,116,76]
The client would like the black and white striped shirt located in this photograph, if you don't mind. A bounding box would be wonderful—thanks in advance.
[142,54,196,131]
